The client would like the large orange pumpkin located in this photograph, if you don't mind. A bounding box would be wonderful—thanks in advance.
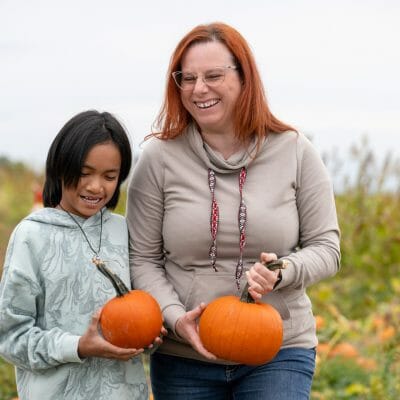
[95,260,163,349]
[199,260,286,365]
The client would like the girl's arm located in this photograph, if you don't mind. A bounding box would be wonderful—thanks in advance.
[0,227,142,371]
[0,226,82,370]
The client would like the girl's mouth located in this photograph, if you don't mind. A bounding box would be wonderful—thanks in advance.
[80,196,101,205]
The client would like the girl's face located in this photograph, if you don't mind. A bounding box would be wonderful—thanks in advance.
[179,41,242,136]
[60,142,121,218]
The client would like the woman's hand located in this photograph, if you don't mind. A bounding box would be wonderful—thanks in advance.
[78,309,144,361]
[246,252,281,302]
[145,325,168,354]
[175,303,217,360]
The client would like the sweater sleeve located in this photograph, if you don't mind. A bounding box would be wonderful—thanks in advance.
[126,140,186,334]
[0,225,82,371]
[278,134,341,290]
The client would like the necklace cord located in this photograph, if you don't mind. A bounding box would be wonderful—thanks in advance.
[58,205,130,296]
[59,205,103,257]
[208,167,247,290]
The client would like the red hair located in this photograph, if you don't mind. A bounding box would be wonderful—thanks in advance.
[152,22,295,142]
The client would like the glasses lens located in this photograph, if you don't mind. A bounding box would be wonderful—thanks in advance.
[180,72,197,90]
[172,67,229,90]
[204,68,225,86]
[173,72,195,90]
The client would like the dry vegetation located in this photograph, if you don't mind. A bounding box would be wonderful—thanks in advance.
[1,139,399,399]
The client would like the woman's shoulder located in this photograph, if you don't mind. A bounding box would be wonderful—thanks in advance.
[141,133,190,154]
[268,130,310,145]
[267,130,318,156]
[135,135,189,171]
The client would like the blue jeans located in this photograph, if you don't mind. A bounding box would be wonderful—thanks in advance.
[150,347,316,400]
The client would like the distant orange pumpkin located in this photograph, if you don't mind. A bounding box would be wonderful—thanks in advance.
[379,326,395,342]
[330,342,358,359]
[315,315,325,330]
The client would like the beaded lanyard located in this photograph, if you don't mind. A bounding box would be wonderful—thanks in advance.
[208,167,247,290]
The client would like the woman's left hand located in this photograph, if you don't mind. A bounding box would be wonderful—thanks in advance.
[145,325,168,354]
[175,303,217,360]
[246,252,280,302]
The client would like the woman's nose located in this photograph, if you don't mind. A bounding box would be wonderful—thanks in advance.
[192,77,209,93]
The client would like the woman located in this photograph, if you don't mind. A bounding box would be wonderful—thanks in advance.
[127,22,340,399]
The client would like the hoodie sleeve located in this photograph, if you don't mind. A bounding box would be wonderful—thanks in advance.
[278,133,341,290]
[127,140,187,334]
[0,223,82,371]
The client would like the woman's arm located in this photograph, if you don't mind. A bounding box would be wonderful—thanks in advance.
[126,140,186,334]
[279,133,341,290]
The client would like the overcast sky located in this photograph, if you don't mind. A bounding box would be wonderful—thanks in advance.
[1,0,399,173]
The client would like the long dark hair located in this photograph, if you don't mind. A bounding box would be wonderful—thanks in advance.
[43,110,132,208]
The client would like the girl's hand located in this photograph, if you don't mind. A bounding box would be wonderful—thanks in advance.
[246,252,280,302]
[78,310,143,361]
[175,303,216,360]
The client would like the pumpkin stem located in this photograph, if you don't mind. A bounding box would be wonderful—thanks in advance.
[94,260,130,297]
[240,259,288,303]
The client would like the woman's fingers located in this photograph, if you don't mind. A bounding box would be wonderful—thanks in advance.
[246,253,280,298]
[175,304,217,360]
[260,252,278,264]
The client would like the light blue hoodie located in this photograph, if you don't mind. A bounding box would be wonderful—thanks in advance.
[0,207,147,400]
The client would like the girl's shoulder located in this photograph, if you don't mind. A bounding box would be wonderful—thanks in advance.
[12,208,55,238]
[104,210,128,232]
[106,211,126,225]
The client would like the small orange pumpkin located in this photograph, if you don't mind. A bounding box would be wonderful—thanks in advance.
[329,342,358,359]
[199,260,286,365]
[95,260,163,349]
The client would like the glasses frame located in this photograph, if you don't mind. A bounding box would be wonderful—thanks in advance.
[172,65,238,91]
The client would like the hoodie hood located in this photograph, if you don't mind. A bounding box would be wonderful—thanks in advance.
[25,207,111,229]
[186,124,267,174]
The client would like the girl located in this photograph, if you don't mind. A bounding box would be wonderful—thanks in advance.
[0,110,150,399]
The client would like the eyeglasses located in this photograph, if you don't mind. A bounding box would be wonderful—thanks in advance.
[172,65,238,91]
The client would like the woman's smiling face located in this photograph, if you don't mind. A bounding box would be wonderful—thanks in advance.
[179,41,242,135]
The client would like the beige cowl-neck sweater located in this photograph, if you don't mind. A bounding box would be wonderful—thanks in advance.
[127,125,340,364]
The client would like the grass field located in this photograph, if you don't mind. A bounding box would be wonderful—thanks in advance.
[1,143,399,399]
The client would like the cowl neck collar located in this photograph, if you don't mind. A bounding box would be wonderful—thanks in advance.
[187,124,264,174]
[26,207,110,229]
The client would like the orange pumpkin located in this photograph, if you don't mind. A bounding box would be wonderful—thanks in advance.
[199,260,286,365]
[329,342,358,359]
[95,260,163,349]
